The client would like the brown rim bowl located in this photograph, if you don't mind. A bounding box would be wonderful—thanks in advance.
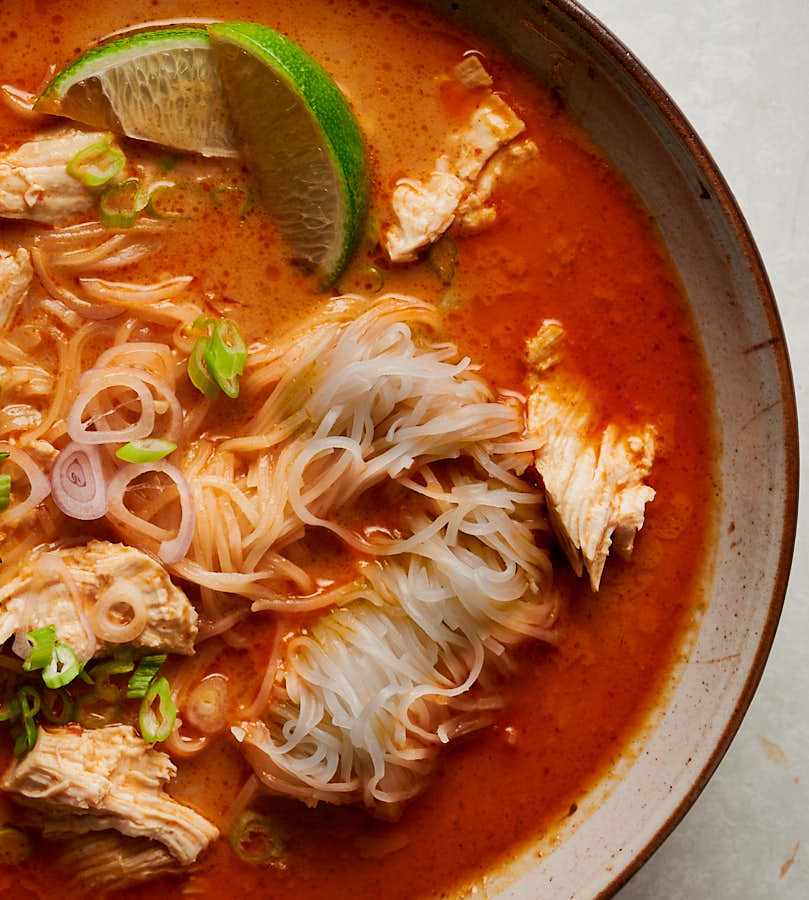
[424,0,799,897]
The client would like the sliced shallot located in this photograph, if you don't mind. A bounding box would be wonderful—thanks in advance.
[88,582,148,643]
[107,461,195,565]
[67,370,155,444]
[50,440,108,520]
[0,442,51,524]
[76,366,183,443]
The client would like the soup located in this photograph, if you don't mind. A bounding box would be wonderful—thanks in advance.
[0,1,717,898]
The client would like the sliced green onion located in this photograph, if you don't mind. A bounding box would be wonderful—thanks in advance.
[145,183,196,220]
[0,473,10,512]
[204,319,247,399]
[17,685,40,719]
[14,685,40,756]
[99,177,149,228]
[188,337,220,401]
[192,317,217,337]
[75,692,120,730]
[127,654,166,699]
[229,811,285,866]
[366,265,384,292]
[0,451,9,460]
[42,643,80,689]
[428,235,457,286]
[139,676,176,743]
[87,647,135,684]
[22,625,56,672]
[116,438,177,464]
[0,693,20,723]
[0,826,33,865]
[66,137,125,187]
[40,688,74,725]
[241,187,256,218]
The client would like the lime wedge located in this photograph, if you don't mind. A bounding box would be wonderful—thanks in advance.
[208,22,369,283]
[36,23,370,281]
[35,28,238,158]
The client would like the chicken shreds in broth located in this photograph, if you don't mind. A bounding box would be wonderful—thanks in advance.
[0,1,717,898]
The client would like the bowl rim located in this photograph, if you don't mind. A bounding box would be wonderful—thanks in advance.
[536,0,800,895]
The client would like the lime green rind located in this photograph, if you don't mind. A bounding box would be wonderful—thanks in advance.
[207,22,370,282]
[36,27,212,109]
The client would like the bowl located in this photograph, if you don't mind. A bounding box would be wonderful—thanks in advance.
[423,0,799,896]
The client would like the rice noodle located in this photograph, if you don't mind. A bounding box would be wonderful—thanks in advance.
[67,370,156,444]
[79,275,194,305]
[31,248,122,320]
[0,442,51,524]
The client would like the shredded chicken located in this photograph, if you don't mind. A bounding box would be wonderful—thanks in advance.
[0,247,32,331]
[2,725,218,865]
[456,138,538,232]
[526,322,656,590]
[58,831,182,891]
[383,93,526,261]
[0,540,198,661]
[453,56,493,90]
[0,131,109,224]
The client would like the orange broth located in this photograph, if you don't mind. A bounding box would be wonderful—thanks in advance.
[0,0,717,898]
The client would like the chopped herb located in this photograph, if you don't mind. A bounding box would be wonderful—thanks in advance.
[203,319,247,399]
[428,235,457,286]
[146,182,197,220]
[22,625,56,672]
[0,473,11,512]
[66,136,125,187]
[40,688,74,725]
[160,154,180,171]
[75,691,120,730]
[229,810,285,867]
[0,451,9,461]
[240,186,256,217]
[99,177,149,228]
[42,643,81,689]
[87,647,135,683]
[116,438,177,464]
[188,337,220,400]
[127,654,166,699]
[0,692,20,723]
[14,685,40,755]
[366,265,384,292]
[138,676,176,743]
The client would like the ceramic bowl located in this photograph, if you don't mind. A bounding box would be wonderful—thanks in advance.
[425,0,799,896]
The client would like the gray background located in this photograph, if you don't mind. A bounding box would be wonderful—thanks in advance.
[580,1,809,898]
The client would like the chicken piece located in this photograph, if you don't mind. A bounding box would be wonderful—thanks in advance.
[384,94,525,261]
[456,139,539,233]
[526,322,656,590]
[0,131,109,224]
[58,831,182,891]
[0,362,54,399]
[2,725,218,865]
[0,247,32,331]
[0,540,198,662]
[453,56,493,90]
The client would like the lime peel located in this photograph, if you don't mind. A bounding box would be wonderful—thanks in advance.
[208,22,369,283]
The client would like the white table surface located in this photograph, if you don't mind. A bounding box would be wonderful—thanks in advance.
[578,1,809,897]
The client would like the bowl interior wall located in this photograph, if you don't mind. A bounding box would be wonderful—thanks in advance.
[423,1,796,897]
